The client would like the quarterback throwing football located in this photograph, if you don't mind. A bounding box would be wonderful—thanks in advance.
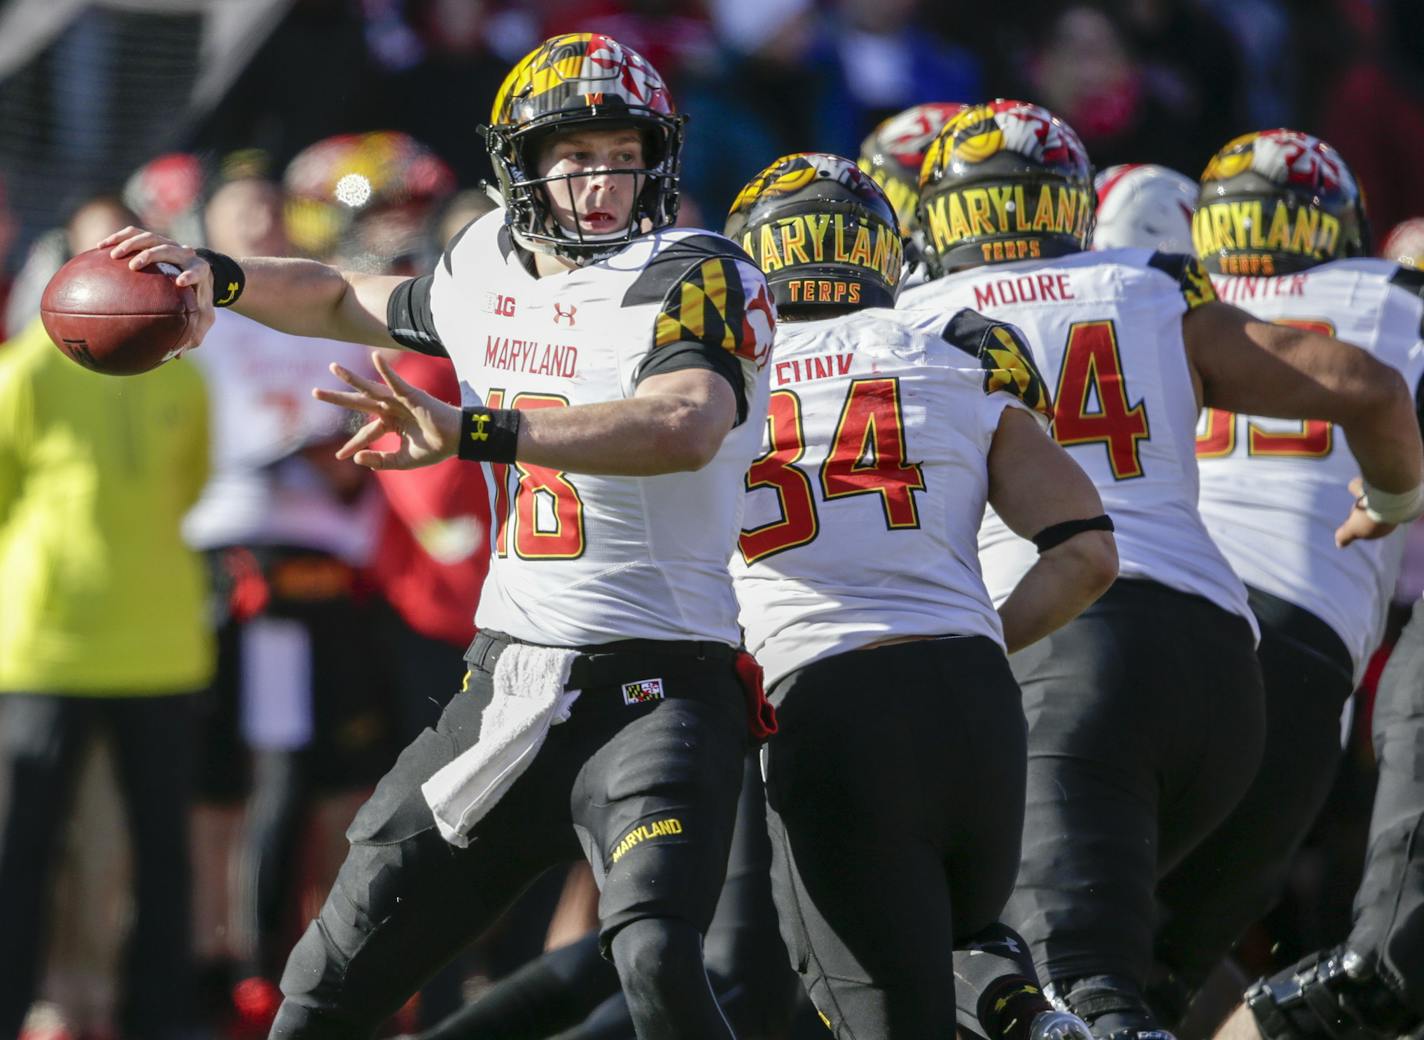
[106,34,774,1040]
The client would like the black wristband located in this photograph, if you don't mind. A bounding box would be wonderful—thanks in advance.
[1032,513,1114,553]
[458,406,522,463]
[195,248,246,307]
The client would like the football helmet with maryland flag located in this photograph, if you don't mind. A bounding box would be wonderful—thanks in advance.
[483,32,685,262]
[1195,129,1368,276]
[916,100,1094,277]
[725,152,905,314]
[858,102,967,236]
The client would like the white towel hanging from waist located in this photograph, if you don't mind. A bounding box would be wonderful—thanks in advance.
[421,643,581,847]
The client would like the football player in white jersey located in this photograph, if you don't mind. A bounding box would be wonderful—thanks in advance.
[727,151,1117,1039]
[104,33,775,1040]
[1153,131,1424,1040]
[894,100,1424,1040]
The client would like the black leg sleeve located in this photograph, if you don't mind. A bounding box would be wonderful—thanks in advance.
[955,924,1053,1040]
[610,917,734,1040]
[416,935,617,1040]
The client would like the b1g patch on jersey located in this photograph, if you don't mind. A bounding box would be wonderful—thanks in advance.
[622,678,665,705]
[1148,251,1217,310]
[941,309,1054,420]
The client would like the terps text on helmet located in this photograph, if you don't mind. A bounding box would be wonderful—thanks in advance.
[923,183,1092,261]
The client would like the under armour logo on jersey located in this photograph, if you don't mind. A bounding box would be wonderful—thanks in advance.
[553,303,577,326]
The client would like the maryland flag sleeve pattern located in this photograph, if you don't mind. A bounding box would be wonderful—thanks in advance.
[941,309,1054,421]
[653,256,775,370]
[1148,251,1218,311]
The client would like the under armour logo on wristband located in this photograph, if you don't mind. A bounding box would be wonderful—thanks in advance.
[215,281,240,306]
[468,413,491,441]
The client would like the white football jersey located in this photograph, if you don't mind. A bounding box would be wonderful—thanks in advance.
[731,309,1050,688]
[413,213,775,648]
[1198,259,1424,681]
[183,310,382,562]
[898,248,1255,632]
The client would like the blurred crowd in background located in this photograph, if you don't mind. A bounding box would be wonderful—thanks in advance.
[1,0,1423,1038]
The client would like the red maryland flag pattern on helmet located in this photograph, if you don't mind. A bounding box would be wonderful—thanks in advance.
[921,100,1091,187]
[654,256,776,369]
[859,102,967,228]
[492,32,675,127]
[1201,129,1355,196]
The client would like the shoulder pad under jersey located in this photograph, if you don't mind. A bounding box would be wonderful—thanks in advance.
[940,308,1054,420]
[1148,251,1217,310]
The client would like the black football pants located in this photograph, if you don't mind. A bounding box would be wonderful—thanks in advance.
[1153,586,1355,1010]
[762,635,1030,1039]
[1004,578,1265,993]
[267,631,747,1040]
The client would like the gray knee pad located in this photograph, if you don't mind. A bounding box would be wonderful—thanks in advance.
[1245,946,1418,1040]
[1044,975,1177,1040]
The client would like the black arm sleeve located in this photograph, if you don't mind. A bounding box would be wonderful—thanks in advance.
[386,274,448,356]
[634,340,749,426]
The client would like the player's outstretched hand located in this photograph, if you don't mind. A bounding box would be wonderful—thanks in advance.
[100,225,214,350]
[1336,476,1399,547]
[314,352,462,470]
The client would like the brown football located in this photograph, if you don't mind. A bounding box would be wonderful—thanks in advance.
[40,248,198,376]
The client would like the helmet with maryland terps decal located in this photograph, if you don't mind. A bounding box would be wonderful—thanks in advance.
[725,152,904,314]
[1195,129,1368,276]
[916,99,1094,278]
[858,102,967,235]
[483,33,686,263]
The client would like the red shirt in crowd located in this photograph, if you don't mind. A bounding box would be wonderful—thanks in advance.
[368,352,491,647]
